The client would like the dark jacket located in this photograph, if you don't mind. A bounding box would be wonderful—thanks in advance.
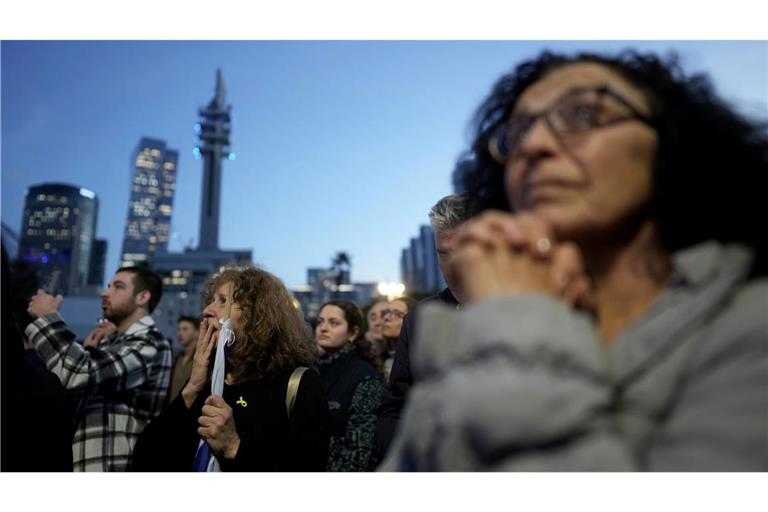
[131,367,329,471]
[374,287,459,461]
[318,347,384,471]
[1,350,75,471]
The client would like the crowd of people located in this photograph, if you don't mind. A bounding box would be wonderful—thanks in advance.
[2,48,766,472]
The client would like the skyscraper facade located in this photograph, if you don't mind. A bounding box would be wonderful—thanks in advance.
[18,183,99,296]
[88,238,108,289]
[120,137,178,267]
[400,224,444,295]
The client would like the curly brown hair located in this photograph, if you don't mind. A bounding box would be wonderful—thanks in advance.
[320,299,385,378]
[204,265,315,383]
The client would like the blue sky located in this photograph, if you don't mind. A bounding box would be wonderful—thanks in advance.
[2,40,766,289]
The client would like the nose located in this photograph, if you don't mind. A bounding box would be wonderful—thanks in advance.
[100,288,109,298]
[517,115,560,159]
[202,301,217,319]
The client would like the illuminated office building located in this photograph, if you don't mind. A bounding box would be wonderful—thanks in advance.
[120,137,178,267]
[18,183,100,296]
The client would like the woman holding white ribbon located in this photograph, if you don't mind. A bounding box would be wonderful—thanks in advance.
[132,265,329,471]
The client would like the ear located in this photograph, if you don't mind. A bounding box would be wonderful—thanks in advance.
[348,326,360,343]
[135,290,151,309]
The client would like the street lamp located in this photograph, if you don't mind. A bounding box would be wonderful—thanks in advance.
[377,281,406,301]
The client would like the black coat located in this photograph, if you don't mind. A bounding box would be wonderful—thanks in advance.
[318,348,379,438]
[131,367,329,471]
[374,287,459,461]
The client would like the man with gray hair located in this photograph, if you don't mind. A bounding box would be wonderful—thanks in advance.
[374,193,469,462]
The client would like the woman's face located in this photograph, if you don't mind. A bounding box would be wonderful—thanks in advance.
[367,302,387,337]
[202,282,242,330]
[381,299,408,339]
[316,305,357,355]
[504,62,658,243]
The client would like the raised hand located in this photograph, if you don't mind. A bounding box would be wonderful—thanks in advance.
[181,317,219,408]
[27,289,64,318]
[453,210,594,309]
[83,320,117,348]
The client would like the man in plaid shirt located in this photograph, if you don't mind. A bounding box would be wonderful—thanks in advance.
[26,266,172,471]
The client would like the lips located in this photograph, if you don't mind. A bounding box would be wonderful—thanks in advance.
[520,175,579,205]
[318,335,329,341]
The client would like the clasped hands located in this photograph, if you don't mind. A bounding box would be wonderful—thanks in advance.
[181,317,241,460]
[453,210,594,309]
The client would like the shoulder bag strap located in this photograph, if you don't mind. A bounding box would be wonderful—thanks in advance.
[286,366,309,417]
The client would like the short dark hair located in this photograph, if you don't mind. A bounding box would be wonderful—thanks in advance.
[177,315,200,331]
[458,50,768,274]
[116,266,163,313]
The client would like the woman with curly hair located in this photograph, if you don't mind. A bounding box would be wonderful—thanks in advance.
[315,299,385,471]
[382,50,767,471]
[132,265,329,471]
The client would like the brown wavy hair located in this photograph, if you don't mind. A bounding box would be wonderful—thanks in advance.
[320,299,385,378]
[204,265,315,383]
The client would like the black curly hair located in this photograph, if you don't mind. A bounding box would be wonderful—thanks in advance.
[457,50,768,274]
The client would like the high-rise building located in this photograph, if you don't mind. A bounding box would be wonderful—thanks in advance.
[400,225,444,295]
[120,137,178,267]
[151,70,251,342]
[18,183,99,296]
[88,238,108,288]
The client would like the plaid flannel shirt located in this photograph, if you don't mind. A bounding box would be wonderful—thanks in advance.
[26,312,172,471]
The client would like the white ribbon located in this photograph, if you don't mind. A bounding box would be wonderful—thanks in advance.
[195,317,233,472]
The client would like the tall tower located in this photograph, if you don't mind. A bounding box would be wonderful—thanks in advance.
[18,183,99,296]
[151,68,249,341]
[120,137,178,267]
[195,69,232,252]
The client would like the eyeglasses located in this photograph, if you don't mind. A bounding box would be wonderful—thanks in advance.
[381,309,406,320]
[488,85,654,164]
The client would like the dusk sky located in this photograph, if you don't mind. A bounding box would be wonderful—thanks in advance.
[2,40,767,289]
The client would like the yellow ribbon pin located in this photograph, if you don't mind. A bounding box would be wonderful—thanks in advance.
[236,396,247,408]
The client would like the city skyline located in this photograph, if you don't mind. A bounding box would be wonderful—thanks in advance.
[3,40,767,289]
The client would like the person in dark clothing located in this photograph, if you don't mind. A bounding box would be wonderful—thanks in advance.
[132,265,329,471]
[374,194,469,462]
[316,300,385,471]
[1,243,74,471]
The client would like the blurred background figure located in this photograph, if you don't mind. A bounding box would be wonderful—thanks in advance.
[167,315,201,403]
[132,265,329,471]
[364,300,388,358]
[375,193,470,462]
[382,50,768,471]
[1,243,74,471]
[316,300,385,471]
[379,298,413,379]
